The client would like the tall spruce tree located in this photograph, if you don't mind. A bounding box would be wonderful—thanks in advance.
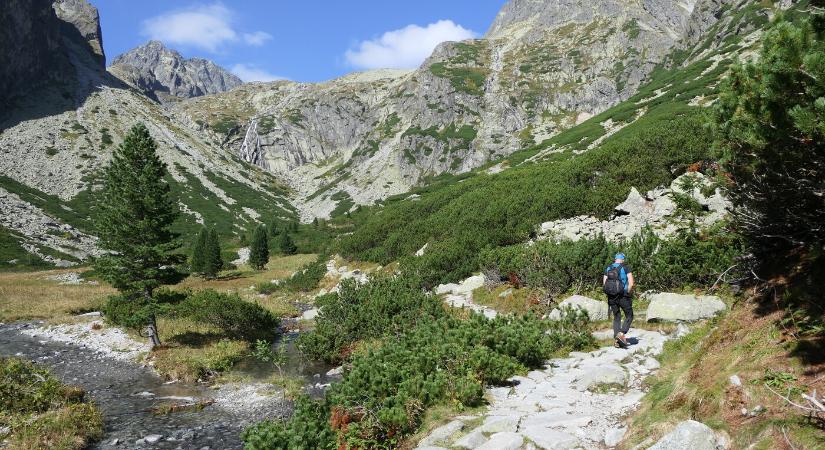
[204,228,223,278]
[249,225,269,270]
[93,123,182,348]
[278,231,298,256]
[714,12,825,256]
[191,226,208,274]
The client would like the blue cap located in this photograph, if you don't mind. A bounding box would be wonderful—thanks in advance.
[615,253,626,260]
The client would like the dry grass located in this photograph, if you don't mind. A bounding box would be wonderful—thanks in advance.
[179,253,317,293]
[623,302,825,449]
[0,269,114,322]
[150,316,250,382]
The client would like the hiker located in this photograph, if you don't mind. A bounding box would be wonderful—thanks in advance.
[603,252,635,348]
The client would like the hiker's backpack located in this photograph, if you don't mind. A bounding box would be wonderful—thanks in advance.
[603,264,625,296]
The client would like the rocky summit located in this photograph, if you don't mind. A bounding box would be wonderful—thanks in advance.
[109,40,243,103]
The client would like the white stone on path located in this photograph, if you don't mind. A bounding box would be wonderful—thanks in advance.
[648,420,722,450]
[418,420,463,447]
[476,432,523,450]
[645,292,726,322]
[604,426,627,446]
[415,328,670,449]
[453,429,487,449]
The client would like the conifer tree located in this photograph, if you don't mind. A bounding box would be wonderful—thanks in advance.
[203,228,224,278]
[714,12,825,256]
[191,226,208,274]
[249,225,269,270]
[278,231,298,255]
[93,123,182,348]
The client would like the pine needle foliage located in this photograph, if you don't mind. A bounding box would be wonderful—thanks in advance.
[714,12,825,256]
[249,225,269,270]
[203,228,223,278]
[92,123,182,345]
[190,227,208,274]
[277,231,297,256]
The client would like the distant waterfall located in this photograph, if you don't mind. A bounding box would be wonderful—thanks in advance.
[239,119,268,170]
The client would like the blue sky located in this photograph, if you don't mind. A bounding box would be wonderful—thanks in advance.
[96,1,505,83]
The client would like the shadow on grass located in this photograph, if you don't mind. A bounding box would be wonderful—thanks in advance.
[168,331,226,347]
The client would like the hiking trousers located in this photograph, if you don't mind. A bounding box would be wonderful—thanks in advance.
[608,293,633,338]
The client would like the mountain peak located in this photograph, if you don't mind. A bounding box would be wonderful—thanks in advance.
[109,41,242,103]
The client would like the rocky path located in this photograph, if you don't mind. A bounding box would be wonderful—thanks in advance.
[0,322,292,449]
[416,329,669,450]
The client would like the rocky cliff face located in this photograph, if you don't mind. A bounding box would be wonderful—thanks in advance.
[0,2,289,266]
[0,0,105,109]
[173,0,745,220]
[109,41,243,103]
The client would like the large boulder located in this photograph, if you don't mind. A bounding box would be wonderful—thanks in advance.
[647,420,722,450]
[645,293,725,322]
[548,295,609,321]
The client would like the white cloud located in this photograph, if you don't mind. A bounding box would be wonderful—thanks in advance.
[142,3,271,52]
[231,64,285,82]
[345,20,477,70]
[242,31,273,46]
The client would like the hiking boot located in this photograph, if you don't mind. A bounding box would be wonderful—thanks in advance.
[616,332,629,347]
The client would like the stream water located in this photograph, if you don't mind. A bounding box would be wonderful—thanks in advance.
[0,322,334,449]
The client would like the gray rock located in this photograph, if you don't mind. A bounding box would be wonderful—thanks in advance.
[110,40,242,103]
[418,420,463,447]
[549,295,609,321]
[647,420,720,450]
[476,432,523,450]
[453,429,487,449]
[604,426,627,446]
[646,293,726,322]
[480,415,520,433]
[144,434,163,443]
[522,427,579,450]
[574,365,627,390]
[301,308,319,320]
[729,374,742,387]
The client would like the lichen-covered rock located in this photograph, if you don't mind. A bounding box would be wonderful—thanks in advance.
[645,293,726,322]
[548,295,609,321]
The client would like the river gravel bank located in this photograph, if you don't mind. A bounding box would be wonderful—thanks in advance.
[0,321,293,449]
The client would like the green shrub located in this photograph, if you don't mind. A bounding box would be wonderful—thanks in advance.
[255,309,592,448]
[480,224,744,294]
[276,255,327,292]
[298,274,444,362]
[102,289,186,330]
[340,113,714,287]
[177,289,279,341]
[242,395,335,450]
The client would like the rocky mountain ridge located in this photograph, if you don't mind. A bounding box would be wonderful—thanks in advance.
[109,40,243,103]
[0,0,785,265]
[173,0,753,220]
